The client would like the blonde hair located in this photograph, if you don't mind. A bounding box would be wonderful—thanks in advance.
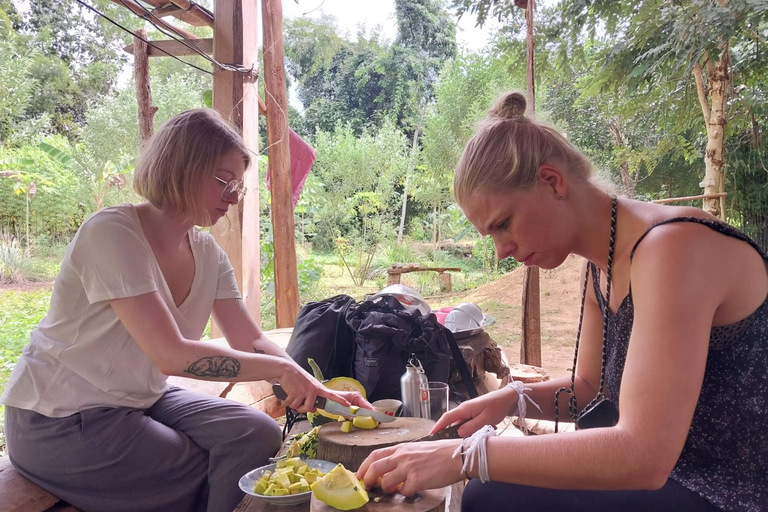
[133,109,250,224]
[454,92,593,205]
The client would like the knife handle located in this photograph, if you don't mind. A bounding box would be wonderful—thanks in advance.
[271,383,325,409]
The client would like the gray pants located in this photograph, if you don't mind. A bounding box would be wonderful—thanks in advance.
[4,386,282,512]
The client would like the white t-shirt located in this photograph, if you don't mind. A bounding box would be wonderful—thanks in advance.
[0,204,241,417]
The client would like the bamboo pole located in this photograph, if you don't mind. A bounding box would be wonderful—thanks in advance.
[651,193,727,204]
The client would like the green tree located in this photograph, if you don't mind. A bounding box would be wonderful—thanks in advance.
[18,0,131,138]
[305,119,409,284]
[554,0,768,218]
[418,53,521,245]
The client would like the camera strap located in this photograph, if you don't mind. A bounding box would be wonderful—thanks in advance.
[554,196,618,432]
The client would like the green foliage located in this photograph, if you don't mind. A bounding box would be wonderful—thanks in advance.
[0,137,91,244]
[0,39,41,145]
[0,288,51,430]
[305,119,409,253]
[417,54,521,241]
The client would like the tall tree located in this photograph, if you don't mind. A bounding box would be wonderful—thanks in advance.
[557,0,768,218]
[390,0,457,243]
[19,0,130,138]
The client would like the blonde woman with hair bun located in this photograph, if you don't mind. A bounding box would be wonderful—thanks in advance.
[358,92,767,512]
[2,109,371,512]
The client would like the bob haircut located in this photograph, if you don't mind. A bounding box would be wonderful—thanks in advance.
[133,108,250,225]
[454,91,594,206]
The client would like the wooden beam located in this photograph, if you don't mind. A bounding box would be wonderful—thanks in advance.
[110,0,199,40]
[140,0,215,27]
[123,38,213,57]
[262,0,300,327]
[133,29,158,144]
[211,0,261,334]
[167,0,214,27]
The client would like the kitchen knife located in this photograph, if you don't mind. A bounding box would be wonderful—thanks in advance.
[411,421,465,442]
[271,383,396,423]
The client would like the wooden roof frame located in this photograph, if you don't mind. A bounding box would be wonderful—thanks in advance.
[118,0,300,329]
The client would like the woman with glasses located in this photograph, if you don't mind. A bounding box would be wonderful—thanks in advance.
[1,109,370,512]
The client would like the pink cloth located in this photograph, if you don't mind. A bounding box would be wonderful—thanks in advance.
[265,128,317,208]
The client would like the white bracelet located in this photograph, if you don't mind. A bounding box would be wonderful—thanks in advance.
[451,424,496,483]
[506,380,541,434]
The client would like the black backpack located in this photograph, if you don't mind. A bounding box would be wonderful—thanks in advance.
[286,294,478,403]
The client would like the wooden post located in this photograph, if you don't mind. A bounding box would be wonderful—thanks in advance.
[438,272,452,293]
[520,0,542,367]
[211,0,261,334]
[133,29,157,144]
[262,0,300,327]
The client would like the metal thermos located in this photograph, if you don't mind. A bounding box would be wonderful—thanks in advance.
[401,355,428,417]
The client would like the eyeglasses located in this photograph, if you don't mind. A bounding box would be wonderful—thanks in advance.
[213,175,247,202]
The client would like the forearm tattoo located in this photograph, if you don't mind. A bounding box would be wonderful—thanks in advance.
[185,356,241,378]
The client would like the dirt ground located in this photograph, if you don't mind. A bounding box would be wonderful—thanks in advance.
[428,254,585,380]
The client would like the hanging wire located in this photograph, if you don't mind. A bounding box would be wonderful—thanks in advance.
[76,0,255,76]
[75,0,212,75]
[117,0,254,74]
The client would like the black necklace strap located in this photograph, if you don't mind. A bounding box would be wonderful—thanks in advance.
[554,196,618,432]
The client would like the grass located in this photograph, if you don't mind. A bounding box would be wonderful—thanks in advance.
[0,288,52,455]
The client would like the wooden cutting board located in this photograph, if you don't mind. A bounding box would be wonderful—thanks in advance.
[309,487,445,512]
[316,417,435,472]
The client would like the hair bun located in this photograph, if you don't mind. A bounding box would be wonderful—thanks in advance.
[489,92,527,120]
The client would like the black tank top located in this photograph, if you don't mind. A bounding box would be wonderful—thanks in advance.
[588,217,768,512]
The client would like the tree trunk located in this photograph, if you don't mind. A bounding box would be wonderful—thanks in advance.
[133,29,157,145]
[694,46,730,219]
[608,118,636,198]
[432,203,438,250]
[398,103,427,245]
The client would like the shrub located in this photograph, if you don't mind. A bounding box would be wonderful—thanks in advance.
[0,234,30,283]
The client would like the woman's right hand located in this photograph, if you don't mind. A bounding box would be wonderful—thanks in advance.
[431,385,518,437]
[275,360,354,414]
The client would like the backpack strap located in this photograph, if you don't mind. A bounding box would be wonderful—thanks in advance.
[444,328,480,399]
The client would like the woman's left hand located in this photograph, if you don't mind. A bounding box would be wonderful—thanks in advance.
[335,390,374,411]
[356,439,465,496]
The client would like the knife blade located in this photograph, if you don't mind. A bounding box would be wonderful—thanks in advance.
[271,383,395,423]
[411,421,465,442]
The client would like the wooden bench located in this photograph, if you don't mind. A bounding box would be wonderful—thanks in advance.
[386,265,461,292]
[0,456,81,512]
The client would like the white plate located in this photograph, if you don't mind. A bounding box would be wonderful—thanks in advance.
[239,458,338,506]
[451,314,496,340]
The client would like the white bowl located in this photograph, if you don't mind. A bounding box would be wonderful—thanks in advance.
[238,458,338,506]
[444,309,482,332]
[453,303,483,325]
[369,284,431,315]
